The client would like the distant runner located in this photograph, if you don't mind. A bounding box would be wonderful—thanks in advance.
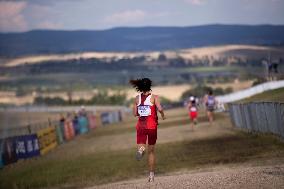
[187,96,198,130]
[130,78,165,182]
[204,90,217,125]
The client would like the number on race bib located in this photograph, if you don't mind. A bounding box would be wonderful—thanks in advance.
[138,105,151,116]
[190,107,197,112]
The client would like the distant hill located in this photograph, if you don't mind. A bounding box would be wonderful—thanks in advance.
[1,24,284,57]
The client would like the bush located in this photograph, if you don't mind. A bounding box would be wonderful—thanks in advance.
[159,96,172,104]
[181,85,233,100]
[252,78,266,86]
[224,87,233,94]
[181,85,213,99]
[15,87,28,97]
[214,87,224,95]
[34,96,66,105]
[34,91,127,106]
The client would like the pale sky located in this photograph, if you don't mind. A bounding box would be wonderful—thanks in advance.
[0,0,283,32]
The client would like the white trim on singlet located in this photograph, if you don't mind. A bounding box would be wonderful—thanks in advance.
[137,94,153,106]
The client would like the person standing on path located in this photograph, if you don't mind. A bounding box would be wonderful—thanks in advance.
[204,90,217,126]
[130,78,165,182]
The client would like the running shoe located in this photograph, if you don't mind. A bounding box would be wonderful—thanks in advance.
[148,172,154,182]
[136,146,145,161]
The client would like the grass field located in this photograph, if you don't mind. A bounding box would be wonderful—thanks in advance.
[1,108,284,189]
[239,87,284,103]
[1,66,238,88]
[0,79,253,105]
[4,45,283,67]
[1,133,283,189]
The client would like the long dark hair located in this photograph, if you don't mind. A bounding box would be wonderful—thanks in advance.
[129,78,152,92]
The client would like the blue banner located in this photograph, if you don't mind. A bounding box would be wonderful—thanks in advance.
[101,112,110,125]
[73,117,80,135]
[14,134,40,159]
[78,116,89,134]
[0,155,3,169]
[0,139,3,168]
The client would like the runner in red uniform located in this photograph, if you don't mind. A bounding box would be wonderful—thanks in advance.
[187,96,198,130]
[130,78,165,182]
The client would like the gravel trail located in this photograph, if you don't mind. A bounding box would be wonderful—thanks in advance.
[88,165,284,189]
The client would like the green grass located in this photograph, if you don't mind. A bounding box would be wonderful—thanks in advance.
[239,87,284,103]
[177,66,239,73]
[1,132,284,189]
[1,66,238,91]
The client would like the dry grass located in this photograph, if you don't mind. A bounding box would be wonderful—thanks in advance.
[4,45,282,67]
[1,108,284,189]
[1,128,283,189]
[0,79,253,105]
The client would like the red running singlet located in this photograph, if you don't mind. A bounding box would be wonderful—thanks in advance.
[136,93,158,130]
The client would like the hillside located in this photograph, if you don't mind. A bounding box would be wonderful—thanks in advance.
[2,45,284,67]
[1,25,284,57]
[239,87,284,103]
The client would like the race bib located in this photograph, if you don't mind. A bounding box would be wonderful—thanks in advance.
[138,105,151,117]
[190,107,197,112]
[208,98,215,106]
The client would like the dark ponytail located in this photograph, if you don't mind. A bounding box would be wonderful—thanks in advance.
[129,78,152,92]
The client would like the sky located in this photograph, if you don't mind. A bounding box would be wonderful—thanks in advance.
[0,0,283,32]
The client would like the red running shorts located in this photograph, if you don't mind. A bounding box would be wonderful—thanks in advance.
[137,128,157,145]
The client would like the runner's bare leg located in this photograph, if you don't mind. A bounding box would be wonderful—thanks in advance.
[148,145,155,172]
[207,111,213,125]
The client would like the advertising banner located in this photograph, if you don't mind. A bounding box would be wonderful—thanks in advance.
[14,134,40,159]
[0,155,3,169]
[78,116,89,134]
[63,120,75,141]
[37,126,58,155]
[0,139,4,168]
[118,111,122,122]
[55,124,64,144]
[101,112,110,125]
[96,112,103,127]
[109,112,115,124]
[88,114,96,129]
[113,111,120,123]
[73,117,80,135]
[2,137,17,165]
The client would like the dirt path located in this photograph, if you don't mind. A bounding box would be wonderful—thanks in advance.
[48,113,234,159]
[88,164,284,189]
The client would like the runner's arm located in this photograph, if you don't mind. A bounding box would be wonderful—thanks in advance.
[203,95,208,106]
[132,96,138,117]
[186,101,191,110]
[154,95,165,120]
